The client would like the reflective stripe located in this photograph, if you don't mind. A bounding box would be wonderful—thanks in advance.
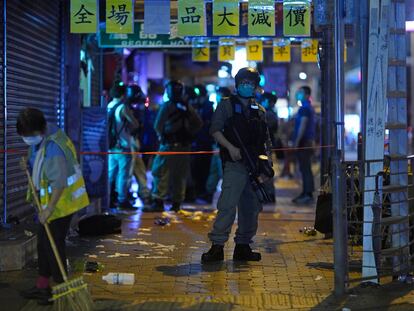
[48,186,52,194]
[67,165,82,186]
[40,189,46,197]
[72,187,87,200]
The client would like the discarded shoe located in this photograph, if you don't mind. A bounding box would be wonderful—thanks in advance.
[233,244,261,262]
[201,244,224,263]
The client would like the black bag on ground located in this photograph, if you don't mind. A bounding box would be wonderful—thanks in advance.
[314,193,333,234]
[314,178,333,234]
[78,214,122,236]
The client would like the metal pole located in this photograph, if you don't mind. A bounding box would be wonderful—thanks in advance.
[359,0,369,162]
[2,0,8,226]
[332,0,347,297]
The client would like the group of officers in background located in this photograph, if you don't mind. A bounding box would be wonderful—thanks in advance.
[107,67,315,262]
[107,68,281,215]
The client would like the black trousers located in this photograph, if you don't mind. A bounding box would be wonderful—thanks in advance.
[37,214,72,283]
[296,141,315,195]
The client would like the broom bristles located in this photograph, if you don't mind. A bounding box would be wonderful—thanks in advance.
[52,277,94,311]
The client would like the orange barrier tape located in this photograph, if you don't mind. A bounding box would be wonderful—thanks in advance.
[0,144,336,156]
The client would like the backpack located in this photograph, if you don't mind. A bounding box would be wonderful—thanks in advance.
[108,101,126,150]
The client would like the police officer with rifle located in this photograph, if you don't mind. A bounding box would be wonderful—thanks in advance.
[202,67,274,263]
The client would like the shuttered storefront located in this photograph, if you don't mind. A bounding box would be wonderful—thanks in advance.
[3,0,63,219]
[0,0,4,223]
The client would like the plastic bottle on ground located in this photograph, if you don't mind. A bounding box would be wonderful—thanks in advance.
[102,273,135,285]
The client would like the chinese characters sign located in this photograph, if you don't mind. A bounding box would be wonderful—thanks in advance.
[213,0,240,36]
[246,40,263,62]
[192,39,210,62]
[106,0,134,34]
[273,39,291,63]
[248,0,275,37]
[70,0,97,33]
[301,39,318,63]
[218,38,235,61]
[178,0,206,36]
[283,0,311,37]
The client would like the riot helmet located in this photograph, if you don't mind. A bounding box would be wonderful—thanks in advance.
[166,80,184,102]
[234,67,261,99]
[126,84,146,107]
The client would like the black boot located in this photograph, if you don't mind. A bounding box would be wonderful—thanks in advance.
[21,286,51,300]
[233,244,261,262]
[170,202,181,212]
[201,244,224,263]
[142,198,164,212]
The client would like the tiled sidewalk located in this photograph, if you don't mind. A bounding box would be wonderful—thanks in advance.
[5,179,414,310]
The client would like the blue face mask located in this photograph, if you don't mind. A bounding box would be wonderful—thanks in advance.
[22,135,43,146]
[237,84,255,98]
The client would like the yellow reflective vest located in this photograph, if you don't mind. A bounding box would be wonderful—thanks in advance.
[27,129,89,222]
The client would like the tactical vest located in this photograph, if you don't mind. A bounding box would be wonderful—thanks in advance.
[162,101,193,145]
[27,130,90,222]
[221,96,268,163]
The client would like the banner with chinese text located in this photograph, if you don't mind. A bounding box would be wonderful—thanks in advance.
[301,39,318,63]
[106,0,134,34]
[273,39,291,62]
[213,0,240,36]
[192,39,210,62]
[283,0,311,37]
[178,0,206,36]
[70,0,98,33]
[144,0,170,34]
[218,38,235,61]
[246,40,263,62]
[248,0,275,36]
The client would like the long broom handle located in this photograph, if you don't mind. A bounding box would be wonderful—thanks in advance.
[25,168,69,283]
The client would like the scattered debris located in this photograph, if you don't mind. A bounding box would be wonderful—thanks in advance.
[24,230,33,237]
[135,256,170,259]
[107,253,131,258]
[154,217,171,226]
[137,232,152,236]
[88,255,98,259]
[195,241,207,244]
[139,228,152,232]
[96,245,105,248]
[300,227,317,236]
[315,275,323,281]
[85,261,103,273]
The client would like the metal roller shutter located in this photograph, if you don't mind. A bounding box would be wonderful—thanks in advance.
[5,0,63,219]
[0,0,4,223]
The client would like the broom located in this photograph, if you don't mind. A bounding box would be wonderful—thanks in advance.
[24,167,94,311]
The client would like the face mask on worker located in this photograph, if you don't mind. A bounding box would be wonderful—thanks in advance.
[22,135,43,146]
[237,83,256,98]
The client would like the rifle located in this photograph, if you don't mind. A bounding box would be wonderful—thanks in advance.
[230,124,274,203]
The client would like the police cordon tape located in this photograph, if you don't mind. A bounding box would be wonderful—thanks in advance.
[0,144,337,156]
